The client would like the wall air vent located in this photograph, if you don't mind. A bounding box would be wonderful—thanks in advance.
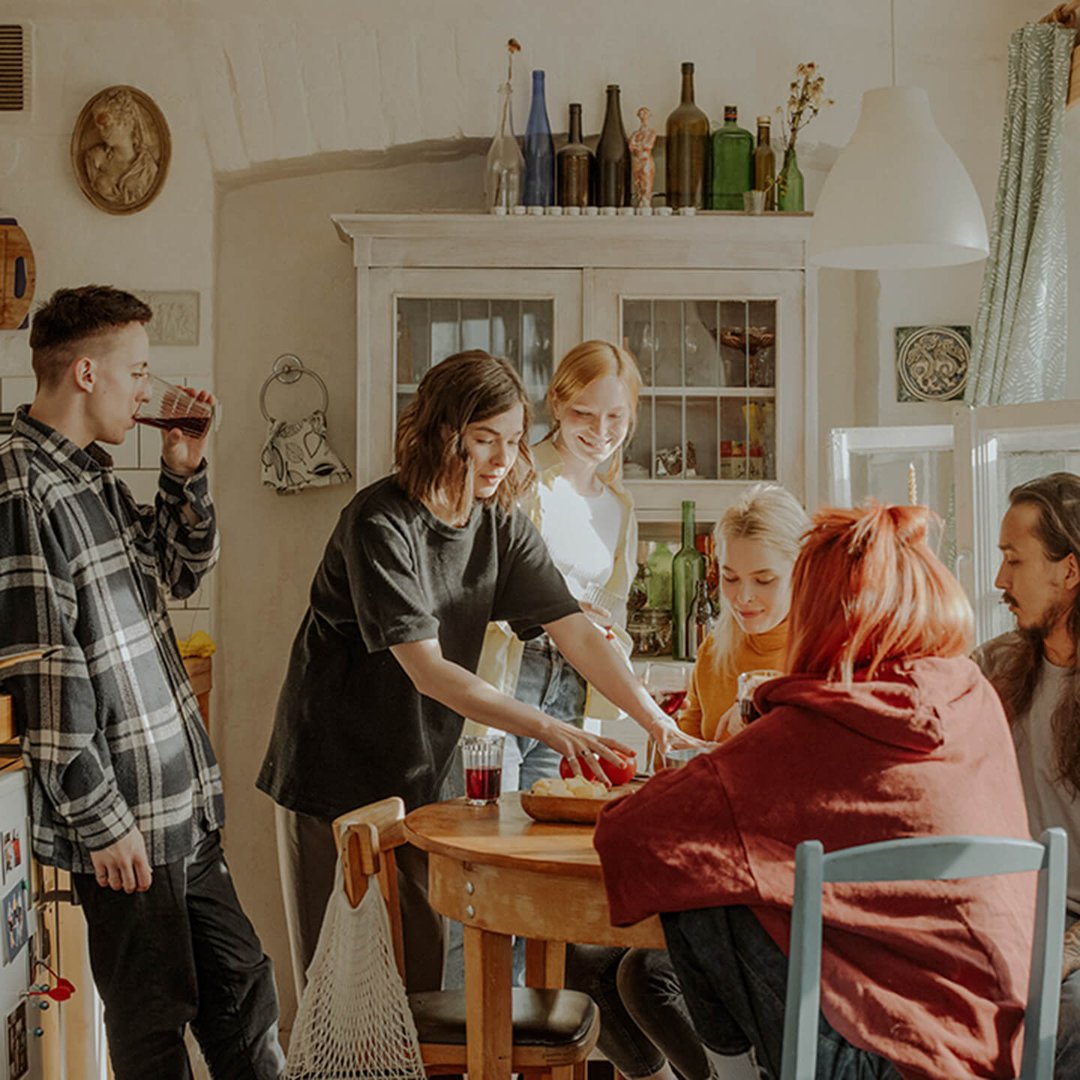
[0,25,28,113]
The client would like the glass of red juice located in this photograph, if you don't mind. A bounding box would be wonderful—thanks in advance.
[135,375,216,438]
[461,733,505,807]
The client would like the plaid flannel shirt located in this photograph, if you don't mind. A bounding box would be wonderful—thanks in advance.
[0,407,224,873]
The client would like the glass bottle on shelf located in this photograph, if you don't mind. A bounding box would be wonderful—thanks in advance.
[628,540,652,612]
[753,116,777,211]
[687,578,712,659]
[646,540,673,611]
[665,62,709,209]
[523,70,555,207]
[707,105,753,210]
[672,501,706,660]
[777,146,804,212]
[597,84,630,208]
[485,82,524,210]
[558,102,593,208]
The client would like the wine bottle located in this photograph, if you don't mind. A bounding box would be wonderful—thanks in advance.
[707,105,753,210]
[665,62,709,209]
[558,102,593,208]
[688,578,712,660]
[597,84,630,208]
[671,501,706,660]
[628,540,651,612]
[484,82,524,210]
[754,115,777,211]
[523,70,555,206]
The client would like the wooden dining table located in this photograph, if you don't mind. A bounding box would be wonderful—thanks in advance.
[404,792,664,1080]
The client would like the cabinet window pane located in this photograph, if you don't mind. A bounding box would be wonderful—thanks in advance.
[685,302,719,388]
[652,301,683,387]
[623,300,654,386]
[397,299,431,384]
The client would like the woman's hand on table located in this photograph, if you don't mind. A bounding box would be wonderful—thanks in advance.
[647,719,709,758]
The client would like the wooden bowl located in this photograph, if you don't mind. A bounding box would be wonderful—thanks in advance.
[520,782,641,825]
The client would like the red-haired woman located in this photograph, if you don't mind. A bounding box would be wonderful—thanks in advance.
[595,503,1036,1079]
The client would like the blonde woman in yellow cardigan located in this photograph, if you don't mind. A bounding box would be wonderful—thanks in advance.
[677,482,809,743]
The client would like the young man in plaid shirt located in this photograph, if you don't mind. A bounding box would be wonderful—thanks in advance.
[0,286,284,1078]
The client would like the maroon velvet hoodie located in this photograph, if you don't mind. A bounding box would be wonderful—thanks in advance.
[594,656,1035,1079]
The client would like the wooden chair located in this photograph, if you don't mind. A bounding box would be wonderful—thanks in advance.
[781,828,1069,1080]
[334,798,599,1079]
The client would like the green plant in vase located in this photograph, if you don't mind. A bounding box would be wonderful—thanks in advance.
[774,61,833,212]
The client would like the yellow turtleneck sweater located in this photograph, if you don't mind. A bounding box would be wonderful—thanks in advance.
[676,619,788,742]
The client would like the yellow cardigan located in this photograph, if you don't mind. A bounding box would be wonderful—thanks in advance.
[676,619,788,742]
[470,438,638,727]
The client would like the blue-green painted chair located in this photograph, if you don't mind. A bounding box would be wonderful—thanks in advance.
[781,829,1068,1080]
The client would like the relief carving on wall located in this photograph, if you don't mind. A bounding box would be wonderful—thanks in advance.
[70,85,171,215]
[895,325,972,403]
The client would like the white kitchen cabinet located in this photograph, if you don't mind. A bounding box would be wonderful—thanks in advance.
[333,213,816,525]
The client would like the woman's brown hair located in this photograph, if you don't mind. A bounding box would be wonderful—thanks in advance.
[395,350,533,521]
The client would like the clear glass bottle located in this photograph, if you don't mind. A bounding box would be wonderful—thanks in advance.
[687,578,712,659]
[485,82,524,210]
[628,540,652,612]
[665,62,709,209]
[707,105,753,210]
[671,501,706,660]
[523,70,555,207]
[645,540,673,611]
[753,116,776,211]
[597,84,630,208]
[558,102,593,208]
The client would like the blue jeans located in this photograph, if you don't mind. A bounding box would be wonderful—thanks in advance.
[566,944,720,1080]
[662,905,902,1080]
[502,635,588,794]
[1057,915,1080,1079]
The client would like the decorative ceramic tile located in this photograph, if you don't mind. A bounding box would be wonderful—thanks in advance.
[132,290,199,346]
[895,325,971,403]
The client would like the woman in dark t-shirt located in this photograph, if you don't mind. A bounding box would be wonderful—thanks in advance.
[258,350,701,999]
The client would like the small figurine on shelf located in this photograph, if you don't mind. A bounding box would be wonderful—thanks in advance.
[628,106,657,209]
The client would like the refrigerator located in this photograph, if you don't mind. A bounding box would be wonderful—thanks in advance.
[829,399,1080,646]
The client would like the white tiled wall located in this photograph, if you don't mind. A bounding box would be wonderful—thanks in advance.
[1,372,216,640]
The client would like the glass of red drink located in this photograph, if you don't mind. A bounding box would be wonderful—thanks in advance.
[135,376,216,438]
[736,669,783,727]
[461,733,505,807]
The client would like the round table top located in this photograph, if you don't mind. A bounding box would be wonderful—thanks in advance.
[404,793,605,878]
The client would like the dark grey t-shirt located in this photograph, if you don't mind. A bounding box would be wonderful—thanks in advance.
[257,475,580,818]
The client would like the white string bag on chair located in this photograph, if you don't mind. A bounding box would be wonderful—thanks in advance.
[284,856,426,1080]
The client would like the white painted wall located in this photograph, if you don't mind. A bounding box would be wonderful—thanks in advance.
[0,0,1062,1036]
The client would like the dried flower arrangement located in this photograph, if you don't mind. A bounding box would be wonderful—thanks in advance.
[777,61,834,152]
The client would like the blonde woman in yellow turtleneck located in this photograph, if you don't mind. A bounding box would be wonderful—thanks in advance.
[678,483,809,743]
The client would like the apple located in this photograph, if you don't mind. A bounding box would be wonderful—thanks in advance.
[559,749,636,787]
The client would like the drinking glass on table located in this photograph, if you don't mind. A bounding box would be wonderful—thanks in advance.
[461,733,505,806]
[736,668,783,728]
[643,661,690,773]
[135,376,216,437]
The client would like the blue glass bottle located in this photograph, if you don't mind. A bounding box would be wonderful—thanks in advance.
[523,70,555,206]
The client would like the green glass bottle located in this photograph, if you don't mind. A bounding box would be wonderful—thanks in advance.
[707,105,753,210]
[665,62,709,209]
[753,115,776,211]
[671,501,706,660]
[777,146,804,212]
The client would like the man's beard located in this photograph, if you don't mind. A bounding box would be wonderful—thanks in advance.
[1015,597,1072,648]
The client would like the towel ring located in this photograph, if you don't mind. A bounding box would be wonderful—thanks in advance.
[259,354,329,423]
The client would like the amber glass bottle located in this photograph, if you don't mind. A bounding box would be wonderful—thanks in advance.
[597,85,630,207]
[665,62,709,209]
[558,103,593,208]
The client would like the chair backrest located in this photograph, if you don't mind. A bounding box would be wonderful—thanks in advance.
[780,828,1068,1080]
[332,797,409,979]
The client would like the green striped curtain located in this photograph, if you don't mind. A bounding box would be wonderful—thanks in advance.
[967,24,1075,405]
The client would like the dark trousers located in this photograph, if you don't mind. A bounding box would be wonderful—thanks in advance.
[72,830,285,1080]
[662,905,902,1080]
[274,804,444,999]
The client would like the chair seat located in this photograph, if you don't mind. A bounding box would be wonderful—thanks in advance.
[408,988,597,1047]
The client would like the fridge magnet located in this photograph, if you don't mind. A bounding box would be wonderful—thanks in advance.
[70,85,171,215]
[3,828,21,878]
[895,325,971,403]
[2,883,26,965]
[5,1001,26,1080]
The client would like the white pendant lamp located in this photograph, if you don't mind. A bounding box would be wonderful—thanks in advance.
[808,2,989,270]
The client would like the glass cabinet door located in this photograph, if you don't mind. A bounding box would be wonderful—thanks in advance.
[367,270,581,482]
[954,401,1080,644]
[590,270,804,521]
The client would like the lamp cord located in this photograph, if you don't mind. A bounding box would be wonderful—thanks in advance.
[891,0,897,87]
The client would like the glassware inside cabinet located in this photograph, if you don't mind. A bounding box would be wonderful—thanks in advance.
[619,295,778,481]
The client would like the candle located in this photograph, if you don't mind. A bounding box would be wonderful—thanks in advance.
[907,463,918,506]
